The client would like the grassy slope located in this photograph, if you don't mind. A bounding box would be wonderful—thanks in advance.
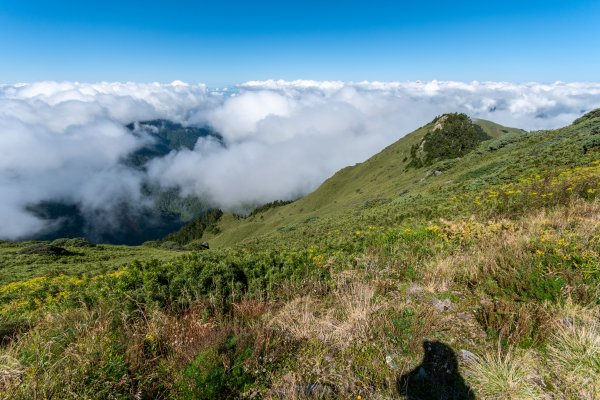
[0,113,598,399]
[202,119,537,247]
[0,241,187,285]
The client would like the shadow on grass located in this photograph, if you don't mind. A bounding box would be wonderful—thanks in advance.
[397,340,475,400]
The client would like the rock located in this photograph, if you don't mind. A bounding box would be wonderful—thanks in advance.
[386,354,399,370]
[408,284,423,294]
[457,312,471,321]
[161,241,184,250]
[459,349,480,364]
[433,298,453,312]
[183,241,210,251]
[560,317,573,328]
[434,170,442,176]
[297,383,334,397]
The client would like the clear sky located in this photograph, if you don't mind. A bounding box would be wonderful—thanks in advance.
[0,0,599,85]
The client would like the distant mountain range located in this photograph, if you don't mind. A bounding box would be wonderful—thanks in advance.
[28,120,223,245]
[124,119,223,168]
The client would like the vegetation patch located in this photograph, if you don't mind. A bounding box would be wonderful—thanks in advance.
[1,113,598,398]
[18,243,74,256]
[409,113,490,167]
[164,209,223,245]
[248,199,295,217]
[572,107,600,125]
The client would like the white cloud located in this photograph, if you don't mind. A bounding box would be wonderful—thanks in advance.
[1,80,600,240]
[204,90,293,141]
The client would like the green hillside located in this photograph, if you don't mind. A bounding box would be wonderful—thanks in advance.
[1,111,598,399]
[182,114,536,248]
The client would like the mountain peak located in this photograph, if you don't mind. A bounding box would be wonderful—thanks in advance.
[408,113,489,168]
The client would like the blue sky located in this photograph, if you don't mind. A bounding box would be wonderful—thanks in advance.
[0,0,599,85]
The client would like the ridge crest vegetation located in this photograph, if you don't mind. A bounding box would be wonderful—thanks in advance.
[408,113,490,168]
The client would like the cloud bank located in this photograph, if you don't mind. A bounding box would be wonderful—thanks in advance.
[1,80,600,239]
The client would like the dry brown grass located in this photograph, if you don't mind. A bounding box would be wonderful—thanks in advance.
[0,355,23,393]
[466,346,544,400]
[123,305,220,384]
[547,302,600,399]
[266,271,400,398]
[0,306,133,399]
[422,199,599,294]
[270,275,380,348]
[476,299,554,346]
[266,270,445,398]
[466,302,600,399]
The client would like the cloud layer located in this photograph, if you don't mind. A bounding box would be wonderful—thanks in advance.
[1,80,600,239]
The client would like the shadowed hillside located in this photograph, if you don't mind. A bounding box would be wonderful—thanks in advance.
[25,120,223,245]
[124,119,223,168]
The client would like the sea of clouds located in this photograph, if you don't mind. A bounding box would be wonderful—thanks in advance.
[1,80,600,239]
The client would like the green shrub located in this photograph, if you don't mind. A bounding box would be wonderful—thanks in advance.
[51,237,96,247]
[165,209,223,245]
[177,337,254,399]
[18,243,74,256]
[409,113,489,167]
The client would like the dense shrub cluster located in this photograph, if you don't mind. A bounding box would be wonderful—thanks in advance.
[164,209,224,245]
[572,107,600,125]
[248,199,295,217]
[409,113,489,167]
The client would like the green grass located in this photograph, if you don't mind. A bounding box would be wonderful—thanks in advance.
[194,112,599,251]
[0,110,598,399]
[0,241,184,285]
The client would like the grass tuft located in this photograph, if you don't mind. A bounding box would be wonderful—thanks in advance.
[467,347,544,399]
[547,315,600,398]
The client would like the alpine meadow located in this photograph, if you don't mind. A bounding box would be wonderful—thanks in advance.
[1,1,599,399]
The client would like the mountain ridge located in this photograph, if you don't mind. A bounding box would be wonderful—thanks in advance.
[171,114,529,247]
[1,109,598,399]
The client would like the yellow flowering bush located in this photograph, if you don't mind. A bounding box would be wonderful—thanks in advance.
[463,160,600,215]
